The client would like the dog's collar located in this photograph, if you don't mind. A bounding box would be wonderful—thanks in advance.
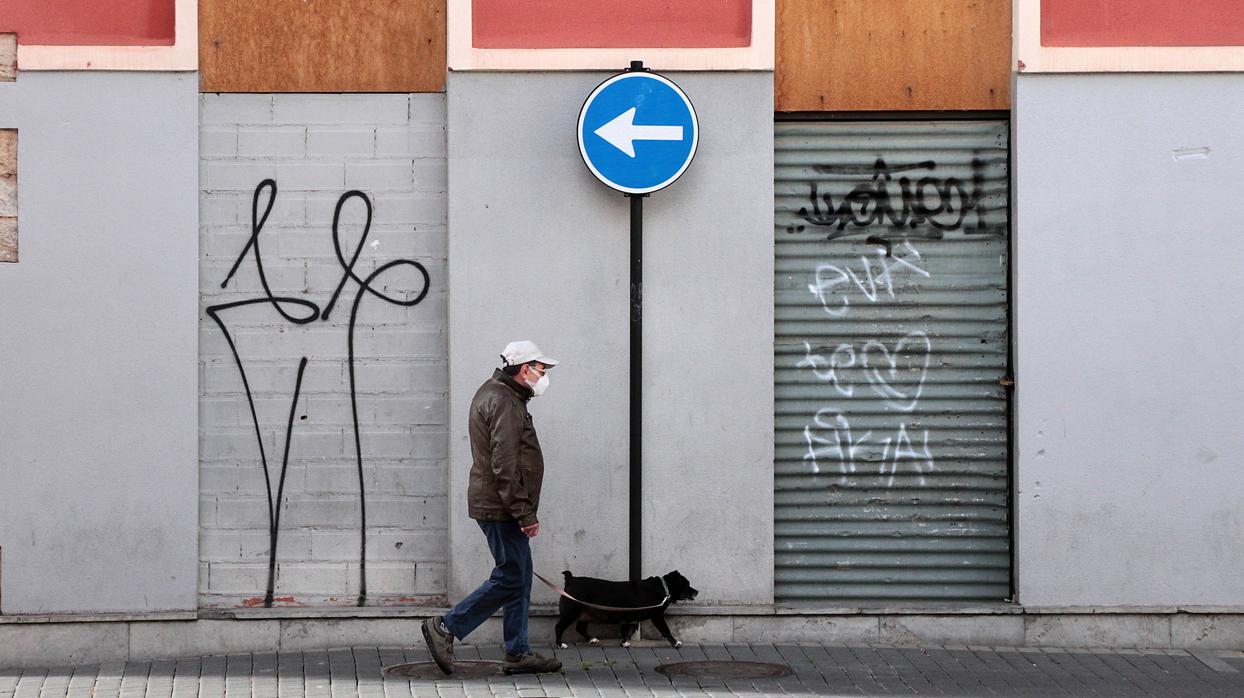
[659,576,671,604]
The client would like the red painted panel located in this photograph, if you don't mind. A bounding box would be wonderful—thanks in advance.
[0,0,175,46]
[1042,0,1244,47]
[472,0,751,49]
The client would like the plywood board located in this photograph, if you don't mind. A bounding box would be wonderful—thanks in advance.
[1,34,14,80]
[200,0,445,93]
[1,129,15,262]
[776,0,1011,112]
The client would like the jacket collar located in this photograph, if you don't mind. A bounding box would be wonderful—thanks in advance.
[493,368,534,401]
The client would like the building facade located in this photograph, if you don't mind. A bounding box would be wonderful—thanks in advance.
[2,0,1243,666]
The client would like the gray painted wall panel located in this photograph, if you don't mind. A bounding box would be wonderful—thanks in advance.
[448,72,631,602]
[641,73,774,604]
[0,73,199,613]
[1015,74,1244,606]
[448,72,774,605]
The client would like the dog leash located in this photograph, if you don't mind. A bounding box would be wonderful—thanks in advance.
[533,571,671,613]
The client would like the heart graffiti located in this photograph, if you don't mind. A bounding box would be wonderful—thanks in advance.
[861,331,931,412]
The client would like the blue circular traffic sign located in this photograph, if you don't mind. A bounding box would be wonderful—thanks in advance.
[577,71,698,195]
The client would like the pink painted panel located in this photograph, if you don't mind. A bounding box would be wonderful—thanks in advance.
[0,0,175,46]
[1042,0,1244,47]
[472,0,751,49]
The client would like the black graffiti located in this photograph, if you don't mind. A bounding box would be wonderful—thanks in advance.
[786,157,1004,239]
[207,179,430,607]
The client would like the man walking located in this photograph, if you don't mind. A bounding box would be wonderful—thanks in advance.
[422,341,563,675]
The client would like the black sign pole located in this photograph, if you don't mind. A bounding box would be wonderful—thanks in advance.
[628,190,642,585]
[626,59,647,585]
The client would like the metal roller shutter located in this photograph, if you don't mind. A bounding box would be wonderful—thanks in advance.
[774,120,1011,603]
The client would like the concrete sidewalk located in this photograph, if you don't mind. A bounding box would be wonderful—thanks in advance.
[4,642,1244,697]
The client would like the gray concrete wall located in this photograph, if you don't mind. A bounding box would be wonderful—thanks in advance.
[1014,73,1244,606]
[7,609,1244,667]
[0,73,199,613]
[447,72,774,606]
[198,95,448,606]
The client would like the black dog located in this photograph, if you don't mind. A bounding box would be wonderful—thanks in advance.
[554,569,698,648]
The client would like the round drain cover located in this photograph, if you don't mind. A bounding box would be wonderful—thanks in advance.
[657,661,792,680]
[383,661,504,679]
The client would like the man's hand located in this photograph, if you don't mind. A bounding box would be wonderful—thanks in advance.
[521,522,540,538]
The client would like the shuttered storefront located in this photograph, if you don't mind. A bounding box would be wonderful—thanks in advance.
[774,120,1011,603]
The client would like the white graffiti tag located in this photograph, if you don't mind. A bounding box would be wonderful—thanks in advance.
[878,422,935,488]
[796,341,856,397]
[802,408,871,477]
[798,240,937,486]
[861,331,932,412]
[806,242,930,318]
[803,409,934,487]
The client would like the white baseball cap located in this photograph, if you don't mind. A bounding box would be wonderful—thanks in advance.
[500,340,559,368]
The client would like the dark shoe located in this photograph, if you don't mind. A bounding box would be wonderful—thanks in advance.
[503,651,563,675]
[421,616,455,675]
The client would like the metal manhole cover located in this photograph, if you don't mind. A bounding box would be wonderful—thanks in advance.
[656,661,792,679]
[383,661,504,679]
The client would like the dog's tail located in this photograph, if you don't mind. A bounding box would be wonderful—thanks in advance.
[562,570,574,581]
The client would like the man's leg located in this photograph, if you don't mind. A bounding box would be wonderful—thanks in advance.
[441,521,525,640]
[499,521,533,656]
[491,523,560,675]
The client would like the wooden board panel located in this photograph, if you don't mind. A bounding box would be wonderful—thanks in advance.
[1,129,16,263]
[200,0,445,93]
[776,0,1010,112]
[0,34,14,80]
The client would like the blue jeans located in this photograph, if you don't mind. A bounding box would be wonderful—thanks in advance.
[441,520,532,655]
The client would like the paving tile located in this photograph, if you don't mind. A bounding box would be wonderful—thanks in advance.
[39,668,74,698]
[1059,649,1126,695]
[1143,650,1211,688]
[1090,651,1169,698]
[119,663,151,698]
[86,668,118,698]
[12,641,1244,697]
[66,665,100,698]
[921,648,981,695]
[198,656,227,698]
[302,651,332,698]
[274,652,303,698]
[875,647,945,696]
[0,671,20,698]
[1108,651,1181,698]
[807,644,875,695]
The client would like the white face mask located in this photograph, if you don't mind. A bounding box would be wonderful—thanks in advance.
[529,373,550,397]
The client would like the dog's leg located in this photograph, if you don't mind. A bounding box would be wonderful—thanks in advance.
[576,621,598,645]
[650,615,682,648]
[620,623,638,648]
[555,615,575,649]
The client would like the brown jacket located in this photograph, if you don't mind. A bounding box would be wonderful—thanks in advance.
[467,369,545,527]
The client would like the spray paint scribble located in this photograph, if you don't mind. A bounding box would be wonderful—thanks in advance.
[207,179,430,607]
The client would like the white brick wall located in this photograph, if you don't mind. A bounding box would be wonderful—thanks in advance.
[199,94,448,607]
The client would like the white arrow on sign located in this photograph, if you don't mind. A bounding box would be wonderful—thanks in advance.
[593,107,684,158]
